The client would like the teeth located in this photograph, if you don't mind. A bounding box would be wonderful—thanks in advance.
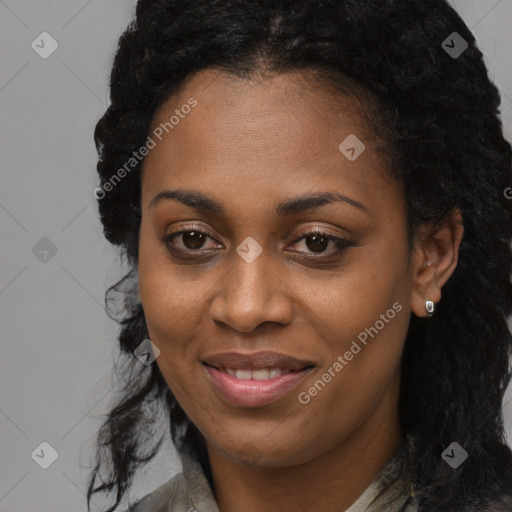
[269,368,282,379]
[225,367,290,380]
[235,369,252,380]
[252,369,270,380]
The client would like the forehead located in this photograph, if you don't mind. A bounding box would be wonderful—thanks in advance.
[148,67,375,147]
[141,68,399,219]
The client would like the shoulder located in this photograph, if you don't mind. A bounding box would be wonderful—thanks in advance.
[119,473,189,512]
[119,449,218,512]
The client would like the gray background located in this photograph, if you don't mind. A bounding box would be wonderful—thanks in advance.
[1,1,511,510]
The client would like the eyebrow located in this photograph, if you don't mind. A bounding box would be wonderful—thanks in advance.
[149,189,368,216]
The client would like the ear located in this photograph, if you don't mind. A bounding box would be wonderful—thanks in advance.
[410,208,464,318]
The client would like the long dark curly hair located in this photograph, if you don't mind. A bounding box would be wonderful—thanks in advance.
[86,1,512,511]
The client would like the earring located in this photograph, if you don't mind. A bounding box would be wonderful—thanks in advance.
[425,300,435,317]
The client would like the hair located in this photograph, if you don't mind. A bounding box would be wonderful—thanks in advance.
[86,1,512,511]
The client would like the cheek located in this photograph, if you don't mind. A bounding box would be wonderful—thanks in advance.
[138,229,193,358]
[138,257,204,405]
[314,243,410,347]
[301,242,411,405]
[138,224,198,324]
[138,272,204,364]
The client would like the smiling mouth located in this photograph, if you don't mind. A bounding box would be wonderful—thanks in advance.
[203,363,314,381]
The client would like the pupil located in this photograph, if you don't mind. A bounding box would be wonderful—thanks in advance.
[183,231,206,249]
[306,233,328,253]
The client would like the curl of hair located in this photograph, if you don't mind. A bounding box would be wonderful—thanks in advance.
[87,1,512,511]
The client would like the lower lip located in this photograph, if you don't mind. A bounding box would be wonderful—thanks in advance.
[204,365,312,408]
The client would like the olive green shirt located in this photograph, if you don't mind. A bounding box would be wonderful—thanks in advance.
[123,439,512,511]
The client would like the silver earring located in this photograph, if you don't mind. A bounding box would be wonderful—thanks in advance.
[425,300,435,317]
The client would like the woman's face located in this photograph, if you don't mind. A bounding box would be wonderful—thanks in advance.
[138,68,420,467]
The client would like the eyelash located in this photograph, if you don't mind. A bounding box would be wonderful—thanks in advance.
[161,225,352,260]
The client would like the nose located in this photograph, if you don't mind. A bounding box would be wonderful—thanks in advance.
[208,251,293,333]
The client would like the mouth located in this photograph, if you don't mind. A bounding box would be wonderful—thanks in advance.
[201,351,316,407]
[202,363,315,381]
[201,350,316,373]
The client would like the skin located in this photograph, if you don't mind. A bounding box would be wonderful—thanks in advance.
[137,68,464,512]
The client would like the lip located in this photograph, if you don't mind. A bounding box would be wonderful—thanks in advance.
[201,350,315,371]
[201,351,316,407]
[204,364,314,407]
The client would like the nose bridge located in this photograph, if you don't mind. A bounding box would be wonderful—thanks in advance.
[209,245,292,332]
[229,249,272,302]
[229,233,270,297]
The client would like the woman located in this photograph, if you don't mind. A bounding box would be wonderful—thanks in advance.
[86,1,512,511]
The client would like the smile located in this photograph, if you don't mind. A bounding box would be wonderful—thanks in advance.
[210,365,306,380]
[203,363,314,407]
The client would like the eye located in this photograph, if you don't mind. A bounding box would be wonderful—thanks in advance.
[162,226,222,255]
[288,230,352,256]
[161,225,352,260]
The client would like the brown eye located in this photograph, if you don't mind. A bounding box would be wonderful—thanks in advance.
[305,233,330,253]
[163,228,221,254]
[181,230,207,249]
[288,230,352,256]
